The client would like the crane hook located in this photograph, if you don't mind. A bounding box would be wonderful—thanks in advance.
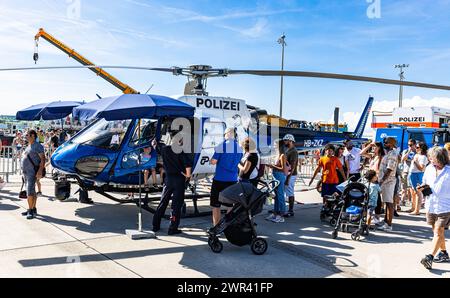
[33,40,39,64]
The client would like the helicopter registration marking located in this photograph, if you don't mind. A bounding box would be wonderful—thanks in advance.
[304,139,324,148]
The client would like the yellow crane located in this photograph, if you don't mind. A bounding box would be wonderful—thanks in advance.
[34,28,139,94]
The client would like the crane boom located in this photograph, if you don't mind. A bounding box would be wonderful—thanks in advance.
[34,28,139,94]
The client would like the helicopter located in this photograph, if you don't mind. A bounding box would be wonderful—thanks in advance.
[2,64,450,215]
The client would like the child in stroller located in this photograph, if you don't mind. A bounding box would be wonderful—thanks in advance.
[330,180,370,241]
[207,179,279,255]
[320,179,350,226]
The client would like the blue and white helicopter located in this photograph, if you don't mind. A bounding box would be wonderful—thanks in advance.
[2,64,450,214]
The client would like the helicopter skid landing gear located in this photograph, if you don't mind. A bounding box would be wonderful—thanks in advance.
[79,189,94,204]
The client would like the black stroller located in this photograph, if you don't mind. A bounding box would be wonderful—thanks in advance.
[320,194,342,226]
[330,181,370,241]
[207,180,279,255]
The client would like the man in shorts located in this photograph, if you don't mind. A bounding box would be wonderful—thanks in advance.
[378,137,399,232]
[210,128,243,226]
[20,130,45,220]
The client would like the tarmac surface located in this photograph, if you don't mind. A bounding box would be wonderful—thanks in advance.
[1,175,450,278]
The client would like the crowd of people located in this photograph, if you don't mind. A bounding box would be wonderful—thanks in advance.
[306,137,450,270]
[12,128,72,161]
[6,122,450,270]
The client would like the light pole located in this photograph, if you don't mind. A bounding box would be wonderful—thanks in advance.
[395,64,409,108]
[278,33,287,118]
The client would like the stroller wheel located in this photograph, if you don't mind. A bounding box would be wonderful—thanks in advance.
[362,227,370,236]
[330,218,337,226]
[209,239,223,253]
[320,213,326,222]
[331,230,338,239]
[251,238,268,255]
[208,236,217,246]
[351,232,361,241]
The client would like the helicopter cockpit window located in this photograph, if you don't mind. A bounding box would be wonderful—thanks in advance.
[130,119,157,147]
[203,120,226,149]
[70,119,131,151]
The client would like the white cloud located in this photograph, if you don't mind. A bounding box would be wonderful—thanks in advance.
[220,18,270,38]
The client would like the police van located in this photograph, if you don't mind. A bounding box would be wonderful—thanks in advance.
[372,106,450,151]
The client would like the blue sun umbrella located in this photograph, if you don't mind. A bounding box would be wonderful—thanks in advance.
[72,94,194,121]
[16,101,82,121]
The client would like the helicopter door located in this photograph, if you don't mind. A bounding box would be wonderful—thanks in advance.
[194,119,226,174]
[114,119,159,177]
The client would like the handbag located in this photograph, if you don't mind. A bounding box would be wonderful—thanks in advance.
[420,184,433,197]
[27,154,46,178]
[19,176,27,199]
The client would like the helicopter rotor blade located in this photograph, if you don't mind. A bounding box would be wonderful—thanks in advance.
[1,65,449,91]
[226,69,450,91]
[0,65,177,73]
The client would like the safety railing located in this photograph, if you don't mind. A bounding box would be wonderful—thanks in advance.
[0,146,19,182]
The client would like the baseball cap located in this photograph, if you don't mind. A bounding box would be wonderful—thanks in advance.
[283,134,295,142]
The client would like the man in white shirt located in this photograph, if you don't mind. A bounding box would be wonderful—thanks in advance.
[343,140,362,182]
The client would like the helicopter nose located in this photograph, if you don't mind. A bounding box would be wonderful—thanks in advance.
[51,143,78,173]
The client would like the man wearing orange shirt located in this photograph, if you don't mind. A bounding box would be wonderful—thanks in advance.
[309,144,346,202]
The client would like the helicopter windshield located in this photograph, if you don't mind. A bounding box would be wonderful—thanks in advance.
[130,119,158,146]
[70,118,132,151]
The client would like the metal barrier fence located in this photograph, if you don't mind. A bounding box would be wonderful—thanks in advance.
[0,146,19,182]
[296,156,319,185]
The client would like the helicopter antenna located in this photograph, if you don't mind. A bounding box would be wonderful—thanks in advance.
[145,84,154,94]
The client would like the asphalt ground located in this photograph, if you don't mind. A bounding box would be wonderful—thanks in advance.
[1,175,449,278]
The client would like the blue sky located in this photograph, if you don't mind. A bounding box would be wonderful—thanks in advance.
[1,0,450,133]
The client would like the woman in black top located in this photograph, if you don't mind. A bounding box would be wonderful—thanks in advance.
[238,137,259,186]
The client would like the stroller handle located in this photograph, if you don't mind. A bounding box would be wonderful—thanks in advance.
[257,179,280,194]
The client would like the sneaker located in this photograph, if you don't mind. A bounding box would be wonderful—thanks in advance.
[36,192,42,197]
[421,254,434,270]
[394,211,400,217]
[375,219,385,227]
[434,251,450,263]
[32,208,37,216]
[168,229,182,235]
[372,217,380,225]
[271,215,285,223]
[265,214,275,221]
[377,223,392,231]
[283,211,294,218]
[384,224,393,232]
[26,211,34,220]
[22,209,31,216]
